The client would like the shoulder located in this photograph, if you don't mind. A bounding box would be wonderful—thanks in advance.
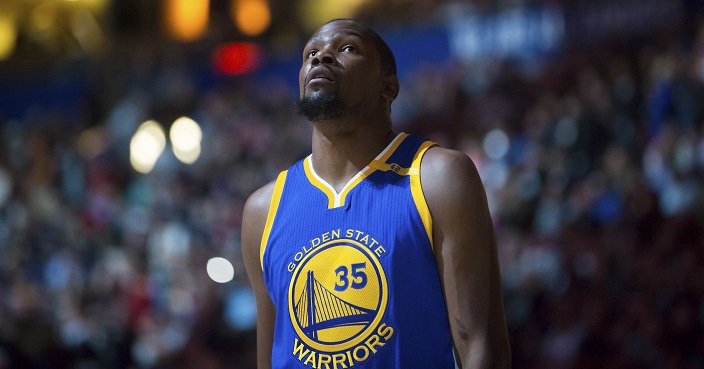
[242,166,294,246]
[420,145,484,199]
[421,145,478,173]
[241,179,278,264]
[419,145,490,227]
[243,180,277,220]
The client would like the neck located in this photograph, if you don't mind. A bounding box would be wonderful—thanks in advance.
[310,118,395,192]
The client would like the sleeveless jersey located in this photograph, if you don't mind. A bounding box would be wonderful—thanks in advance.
[260,133,456,369]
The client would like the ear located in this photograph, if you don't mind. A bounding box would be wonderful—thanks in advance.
[381,75,400,103]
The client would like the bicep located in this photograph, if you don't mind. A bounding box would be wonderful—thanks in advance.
[421,148,510,368]
[424,150,494,336]
[241,184,277,369]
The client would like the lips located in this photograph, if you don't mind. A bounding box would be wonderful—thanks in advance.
[305,66,336,85]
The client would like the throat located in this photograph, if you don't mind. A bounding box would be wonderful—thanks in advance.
[310,158,367,194]
[305,132,404,209]
[305,155,372,208]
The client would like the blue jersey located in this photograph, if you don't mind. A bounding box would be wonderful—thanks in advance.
[260,133,456,369]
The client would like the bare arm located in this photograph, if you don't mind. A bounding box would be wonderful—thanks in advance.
[421,147,511,369]
[241,182,277,369]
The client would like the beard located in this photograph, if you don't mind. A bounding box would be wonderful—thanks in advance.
[294,93,345,121]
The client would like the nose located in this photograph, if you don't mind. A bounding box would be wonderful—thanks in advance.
[311,49,334,66]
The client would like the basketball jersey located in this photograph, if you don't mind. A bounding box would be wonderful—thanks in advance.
[260,132,456,369]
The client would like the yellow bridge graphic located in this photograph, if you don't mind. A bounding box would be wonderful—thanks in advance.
[294,271,375,340]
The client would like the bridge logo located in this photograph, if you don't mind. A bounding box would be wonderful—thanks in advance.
[288,238,388,353]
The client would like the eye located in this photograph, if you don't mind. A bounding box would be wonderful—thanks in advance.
[306,49,318,59]
[341,45,356,53]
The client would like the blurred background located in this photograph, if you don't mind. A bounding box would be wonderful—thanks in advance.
[0,0,703,368]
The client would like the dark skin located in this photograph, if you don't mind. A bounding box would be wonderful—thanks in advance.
[241,19,511,369]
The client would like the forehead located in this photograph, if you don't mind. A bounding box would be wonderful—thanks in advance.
[307,20,373,45]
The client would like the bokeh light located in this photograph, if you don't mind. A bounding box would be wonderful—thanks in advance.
[232,0,271,37]
[206,257,235,283]
[130,120,166,174]
[211,42,262,75]
[170,116,203,164]
[76,126,109,159]
[0,14,17,61]
[297,0,368,32]
[69,7,104,54]
[164,0,209,42]
[483,128,510,161]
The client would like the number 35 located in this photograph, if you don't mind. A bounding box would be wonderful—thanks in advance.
[334,263,367,292]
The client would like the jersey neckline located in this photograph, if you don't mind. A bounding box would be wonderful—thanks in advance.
[304,132,409,209]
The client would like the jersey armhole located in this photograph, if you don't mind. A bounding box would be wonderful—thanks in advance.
[410,141,437,252]
[260,170,288,270]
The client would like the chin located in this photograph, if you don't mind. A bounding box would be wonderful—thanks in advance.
[294,94,344,121]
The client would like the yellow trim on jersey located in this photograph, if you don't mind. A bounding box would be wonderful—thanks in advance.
[303,156,337,208]
[304,132,410,209]
[368,161,419,176]
[410,140,437,251]
[260,170,288,270]
[378,132,408,162]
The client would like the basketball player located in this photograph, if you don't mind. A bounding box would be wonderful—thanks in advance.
[241,19,511,368]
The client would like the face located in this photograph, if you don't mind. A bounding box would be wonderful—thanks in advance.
[296,20,384,120]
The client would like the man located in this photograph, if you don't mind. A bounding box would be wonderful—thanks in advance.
[241,18,511,369]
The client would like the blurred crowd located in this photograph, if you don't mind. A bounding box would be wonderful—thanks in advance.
[1,10,704,369]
